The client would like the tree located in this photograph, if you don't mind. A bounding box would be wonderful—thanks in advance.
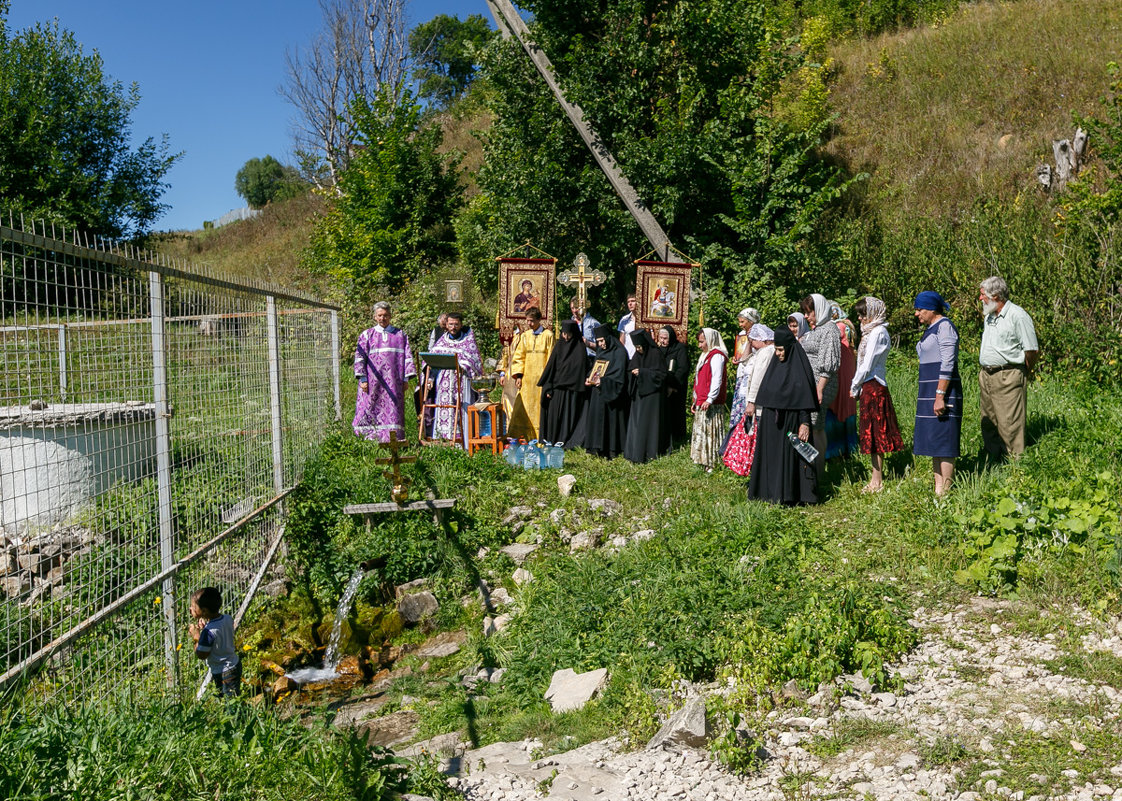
[306,88,462,309]
[282,0,410,189]
[464,0,855,319]
[408,14,495,108]
[0,11,180,238]
[234,155,306,209]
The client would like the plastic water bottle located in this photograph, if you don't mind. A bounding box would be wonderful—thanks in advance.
[786,431,819,464]
[504,439,522,467]
[546,442,565,470]
[522,439,542,470]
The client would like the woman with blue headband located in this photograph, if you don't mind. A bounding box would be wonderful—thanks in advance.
[913,291,962,495]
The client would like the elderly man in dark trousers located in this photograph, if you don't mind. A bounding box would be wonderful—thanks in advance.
[978,276,1038,459]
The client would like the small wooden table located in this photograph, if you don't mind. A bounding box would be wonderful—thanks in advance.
[467,402,504,455]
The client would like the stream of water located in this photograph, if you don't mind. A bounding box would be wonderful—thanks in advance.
[286,568,365,685]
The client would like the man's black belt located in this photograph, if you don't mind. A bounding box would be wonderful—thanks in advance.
[981,363,1024,374]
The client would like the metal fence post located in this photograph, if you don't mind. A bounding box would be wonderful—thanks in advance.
[57,324,68,402]
[267,296,285,496]
[331,310,341,421]
[149,271,179,688]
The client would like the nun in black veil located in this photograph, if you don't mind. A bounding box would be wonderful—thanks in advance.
[537,319,589,447]
[657,325,690,450]
[747,326,821,505]
[623,330,666,464]
[582,324,630,458]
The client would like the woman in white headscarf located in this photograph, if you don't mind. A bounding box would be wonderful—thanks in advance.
[798,293,841,479]
[690,327,730,471]
[849,296,904,492]
[723,307,761,452]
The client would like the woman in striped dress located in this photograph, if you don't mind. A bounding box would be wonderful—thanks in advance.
[912,291,962,495]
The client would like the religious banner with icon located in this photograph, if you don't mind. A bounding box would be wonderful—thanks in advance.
[635,259,696,344]
[497,257,556,342]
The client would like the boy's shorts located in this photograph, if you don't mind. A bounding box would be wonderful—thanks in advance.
[212,661,242,698]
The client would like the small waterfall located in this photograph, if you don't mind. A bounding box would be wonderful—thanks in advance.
[286,568,365,684]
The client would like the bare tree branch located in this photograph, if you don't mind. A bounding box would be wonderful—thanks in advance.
[281,0,409,189]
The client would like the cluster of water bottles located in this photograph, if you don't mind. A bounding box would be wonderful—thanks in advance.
[503,438,566,470]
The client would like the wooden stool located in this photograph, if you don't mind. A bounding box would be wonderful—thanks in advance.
[467,402,503,455]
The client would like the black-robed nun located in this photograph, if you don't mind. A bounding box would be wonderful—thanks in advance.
[747,326,821,505]
[582,324,630,458]
[623,330,667,463]
[537,319,589,448]
[658,326,690,449]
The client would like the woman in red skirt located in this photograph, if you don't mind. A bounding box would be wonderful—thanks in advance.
[849,297,903,492]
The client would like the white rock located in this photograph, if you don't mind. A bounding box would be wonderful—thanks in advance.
[512,568,533,586]
[397,591,439,624]
[558,474,578,496]
[647,698,709,749]
[545,667,608,713]
[500,543,538,565]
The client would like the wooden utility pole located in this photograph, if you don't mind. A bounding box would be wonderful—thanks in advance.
[484,0,684,264]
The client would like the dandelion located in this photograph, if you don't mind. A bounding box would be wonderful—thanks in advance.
[154,596,161,605]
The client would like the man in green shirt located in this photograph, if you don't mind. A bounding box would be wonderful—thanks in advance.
[978,276,1039,459]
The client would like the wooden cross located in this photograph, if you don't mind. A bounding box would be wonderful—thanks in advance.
[558,251,606,316]
[375,431,416,504]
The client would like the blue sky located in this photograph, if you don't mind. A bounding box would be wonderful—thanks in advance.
[7,1,492,233]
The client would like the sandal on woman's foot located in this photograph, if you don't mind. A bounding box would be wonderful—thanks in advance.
[861,483,883,494]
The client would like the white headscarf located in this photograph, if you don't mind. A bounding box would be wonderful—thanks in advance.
[748,323,774,341]
[695,327,728,372]
[738,307,761,324]
[857,296,888,362]
[810,293,832,329]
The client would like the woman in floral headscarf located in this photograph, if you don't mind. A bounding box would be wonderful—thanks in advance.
[690,327,729,471]
[849,296,904,493]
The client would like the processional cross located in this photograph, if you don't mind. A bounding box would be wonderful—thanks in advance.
[558,252,606,315]
[376,431,417,504]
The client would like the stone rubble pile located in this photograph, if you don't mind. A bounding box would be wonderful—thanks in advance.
[435,601,1122,801]
[0,524,98,603]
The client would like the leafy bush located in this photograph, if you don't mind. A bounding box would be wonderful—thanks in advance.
[954,472,1122,597]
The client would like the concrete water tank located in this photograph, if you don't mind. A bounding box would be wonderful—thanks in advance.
[0,402,157,532]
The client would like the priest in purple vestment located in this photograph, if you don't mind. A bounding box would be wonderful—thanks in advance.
[428,312,482,445]
[353,301,417,443]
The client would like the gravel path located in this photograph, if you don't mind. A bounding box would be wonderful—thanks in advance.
[443,599,1122,801]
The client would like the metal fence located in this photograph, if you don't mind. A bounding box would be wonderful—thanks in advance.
[0,215,341,706]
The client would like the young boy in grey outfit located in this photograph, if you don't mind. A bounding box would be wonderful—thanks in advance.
[188,586,241,698]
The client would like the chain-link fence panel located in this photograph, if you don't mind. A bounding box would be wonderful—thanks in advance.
[0,215,339,708]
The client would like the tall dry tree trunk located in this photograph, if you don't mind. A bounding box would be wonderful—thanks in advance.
[282,0,409,190]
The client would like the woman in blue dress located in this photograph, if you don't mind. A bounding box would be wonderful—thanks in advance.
[913,291,962,495]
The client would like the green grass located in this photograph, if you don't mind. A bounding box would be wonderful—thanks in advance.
[808,717,903,758]
[1044,650,1122,690]
[826,0,1122,220]
[0,698,453,801]
[255,356,1122,762]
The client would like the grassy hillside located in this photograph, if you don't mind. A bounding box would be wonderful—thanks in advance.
[150,191,327,292]
[825,0,1122,219]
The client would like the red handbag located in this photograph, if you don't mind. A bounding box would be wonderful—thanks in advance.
[723,416,757,476]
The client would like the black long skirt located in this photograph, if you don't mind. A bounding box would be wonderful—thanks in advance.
[624,392,664,464]
[539,388,588,448]
[583,391,629,458]
[747,408,818,505]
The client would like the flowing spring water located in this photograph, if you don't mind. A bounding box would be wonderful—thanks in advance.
[286,568,365,684]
